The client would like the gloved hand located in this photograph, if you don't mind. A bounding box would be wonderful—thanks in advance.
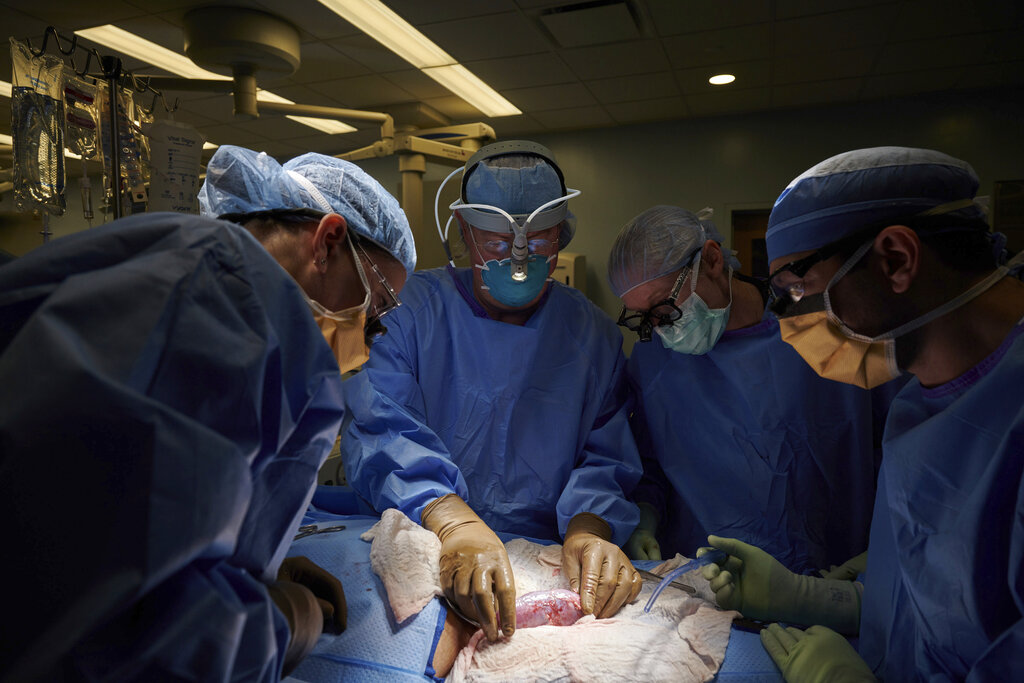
[278,556,347,632]
[761,623,877,682]
[818,551,867,582]
[268,577,323,675]
[421,494,516,642]
[624,502,662,561]
[698,536,861,634]
[562,512,642,618]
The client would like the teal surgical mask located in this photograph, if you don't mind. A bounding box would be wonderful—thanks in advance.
[478,253,552,307]
[656,257,733,355]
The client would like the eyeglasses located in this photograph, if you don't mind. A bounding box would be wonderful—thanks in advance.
[473,236,558,260]
[617,267,691,342]
[354,241,401,336]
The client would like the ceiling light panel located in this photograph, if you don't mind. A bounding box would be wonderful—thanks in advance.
[317,0,520,117]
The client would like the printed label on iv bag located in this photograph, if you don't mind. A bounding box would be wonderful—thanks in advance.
[142,119,205,213]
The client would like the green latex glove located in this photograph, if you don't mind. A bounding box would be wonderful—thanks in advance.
[422,494,516,642]
[624,502,662,561]
[761,623,876,682]
[698,536,861,634]
[818,552,868,582]
[562,512,642,618]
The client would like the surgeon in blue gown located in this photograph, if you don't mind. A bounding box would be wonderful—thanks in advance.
[0,145,415,682]
[342,140,643,643]
[609,206,901,574]
[701,147,1024,681]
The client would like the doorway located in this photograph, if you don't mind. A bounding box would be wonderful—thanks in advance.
[731,209,771,279]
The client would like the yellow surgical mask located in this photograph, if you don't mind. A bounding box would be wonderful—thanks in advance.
[303,234,372,374]
[778,240,1018,389]
[778,302,899,389]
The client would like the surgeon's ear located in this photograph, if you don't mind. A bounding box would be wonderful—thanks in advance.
[873,225,919,294]
[312,214,348,272]
[702,239,724,277]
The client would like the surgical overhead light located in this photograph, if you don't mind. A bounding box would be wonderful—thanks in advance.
[316,0,521,117]
[74,25,356,134]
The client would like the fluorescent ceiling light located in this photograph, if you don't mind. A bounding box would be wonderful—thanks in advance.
[203,142,219,150]
[316,0,520,117]
[709,74,736,86]
[0,80,12,98]
[75,25,229,81]
[74,25,355,134]
[318,0,453,69]
[423,65,521,118]
[0,133,12,146]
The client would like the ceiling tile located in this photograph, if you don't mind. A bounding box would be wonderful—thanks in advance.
[331,33,412,73]
[771,77,864,108]
[957,59,1024,88]
[647,0,771,36]
[539,2,640,48]
[422,95,487,122]
[604,96,688,124]
[257,83,346,108]
[464,53,575,90]
[861,68,967,99]
[316,74,416,109]
[887,0,1019,41]
[661,24,770,69]
[685,86,771,117]
[775,7,896,56]
[775,0,896,20]
[254,0,362,41]
[990,29,1024,61]
[531,105,614,130]
[675,60,771,94]
[285,42,370,84]
[773,49,876,84]
[382,70,452,100]
[483,113,547,137]
[419,12,551,62]
[385,0,517,25]
[504,82,598,112]
[586,71,679,104]
[561,40,671,80]
[15,0,145,30]
[875,34,993,74]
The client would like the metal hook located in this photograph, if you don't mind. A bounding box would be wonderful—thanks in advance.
[166,95,180,114]
[76,48,101,78]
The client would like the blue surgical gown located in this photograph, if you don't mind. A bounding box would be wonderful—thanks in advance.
[628,311,902,572]
[0,214,345,682]
[341,267,642,544]
[859,319,1024,681]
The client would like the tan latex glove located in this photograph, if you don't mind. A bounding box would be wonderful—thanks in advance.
[421,494,516,642]
[561,512,642,618]
[268,580,322,676]
[278,556,347,632]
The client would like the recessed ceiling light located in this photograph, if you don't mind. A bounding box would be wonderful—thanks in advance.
[709,74,736,86]
[0,80,12,98]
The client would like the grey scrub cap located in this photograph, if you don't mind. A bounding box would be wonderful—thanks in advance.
[459,140,577,249]
[199,145,417,274]
[608,205,740,297]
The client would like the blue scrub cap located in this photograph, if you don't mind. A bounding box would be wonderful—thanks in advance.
[766,146,985,263]
[461,140,577,248]
[198,145,417,274]
[608,205,740,297]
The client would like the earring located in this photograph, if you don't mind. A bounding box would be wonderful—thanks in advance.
[318,257,327,265]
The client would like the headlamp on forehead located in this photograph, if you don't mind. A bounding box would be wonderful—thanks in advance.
[433,140,580,285]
